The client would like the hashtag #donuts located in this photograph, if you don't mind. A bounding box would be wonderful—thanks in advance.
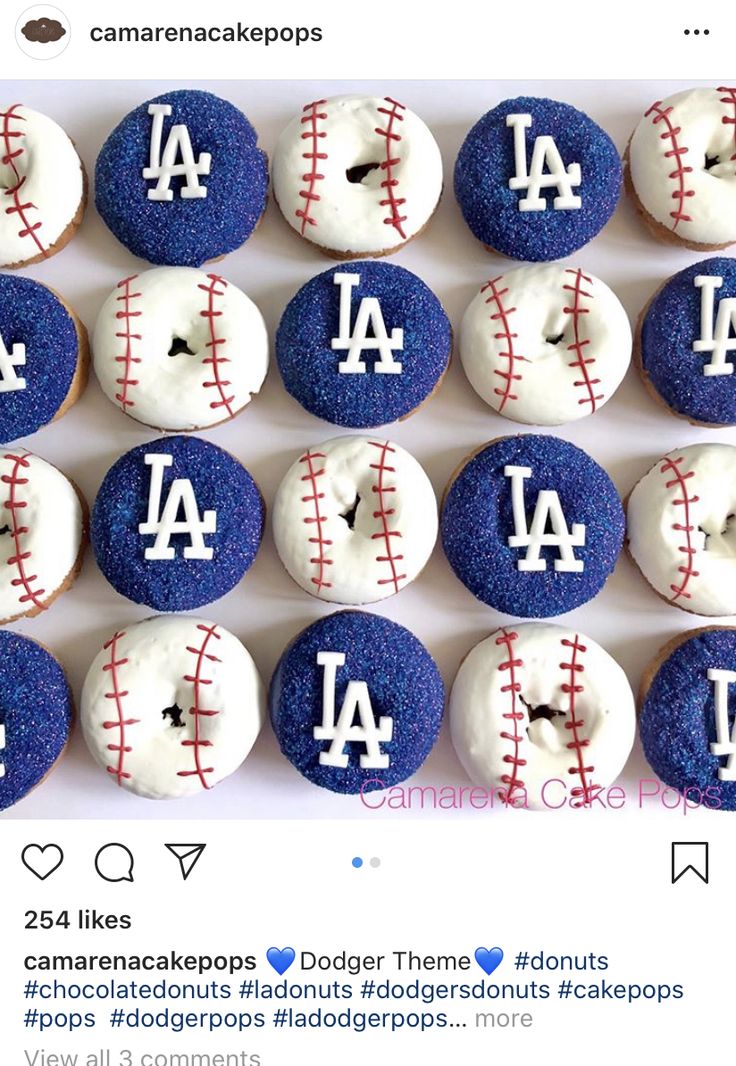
[81,615,264,801]
[270,610,444,794]
[95,89,268,267]
[450,623,635,811]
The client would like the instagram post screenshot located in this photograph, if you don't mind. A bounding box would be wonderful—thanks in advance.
[0,2,733,1062]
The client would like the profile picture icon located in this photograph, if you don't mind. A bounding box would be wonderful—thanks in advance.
[16,5,70,59]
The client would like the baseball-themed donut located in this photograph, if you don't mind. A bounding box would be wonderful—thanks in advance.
[270,610,444,794]
[91,435,264,612]
[627,86,736,250]
[454,97,621,262]
[95,89,268,267]
[276,261,451,428]
[93,267,269,432]
[441,435,625,617]
[0,103,86,269]
[272,93,443,258]
[450,623,636,810]
[640,627,736,811]
[0,274,89,445]
[81,615,265,801]
[460,264,632,425]
[0,631,73,812]
[627,442,736,616]
[272,435,437,605]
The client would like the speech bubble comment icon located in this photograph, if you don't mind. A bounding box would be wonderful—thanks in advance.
[95,843,135,883]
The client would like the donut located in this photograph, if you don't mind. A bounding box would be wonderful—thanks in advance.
[441,435,624,617]
[626,87,736,250]
[627,442,736,616]
[276,261,451,428]
[454,97,621,262]
[93,267,268,432]
[91,435,264,612]
[0,631,73,812]
[0,448,87,623]
[637,257,736,426]
[271,94,442,259]
[270,610,444,794]
[460,264,632,425]
[450,623,635,810]
[0,103,86,268]
[95,89,268,267]
[272,435,437,605]
[0,274,89,444]
[81,615,264,800]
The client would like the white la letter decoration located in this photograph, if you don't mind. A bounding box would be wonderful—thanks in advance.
[0,722,5,779]
[506,113,582,212]
[708,667,736,781]
[142,104,211,202]
[313,651,393,768]
[505,465,585,573]
[692,275,736,377]
[138,453,217,561]
[0,335,26,393]
[331,273,403,375]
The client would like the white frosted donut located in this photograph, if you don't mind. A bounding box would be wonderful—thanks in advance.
[0,449,85,623]
[450,623,635,811]
[272,435,437,604]
[93,267,269,431]
[81,615,265,800]
[0,104,85,267]
[272,94,443,257]
[628,86,736,248]
[460,264,632,425]
[628,442,736,616]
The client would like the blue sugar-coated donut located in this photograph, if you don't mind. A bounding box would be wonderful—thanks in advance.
[0,275,85,444]
[0,631,72,812]
[270,610,444,794]
[91,435,264,612]
[441,434,624,617]
[454,97,622,262]
[276,261,451,428]
[95,89,268,267]
[640,628,736,812]
[640,258,736,425]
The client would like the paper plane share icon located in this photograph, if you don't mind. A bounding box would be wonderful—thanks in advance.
[165,843,207,881]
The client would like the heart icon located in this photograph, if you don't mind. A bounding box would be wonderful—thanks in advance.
[21,844,64,881]
[474,946,504,976]
[266,946,296,976]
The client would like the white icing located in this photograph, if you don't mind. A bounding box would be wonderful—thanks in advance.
[332,272,403,375]
[314,650,392,768]
[629,87,736,246]
[0,104,84,266]
[138,453,216,561]
[0,449,83,621]
[506,113,582,211]
[627,442,736,617]
[708,667,736,780]
[93,267,269,431]
[0,335,26,392]
[693,275,736,375]
[459,264,632,425]
[81,616,264,801]
[272,435,437,605]
[449,623,636,811]
[142,103,211,201]
[272,94,443,255]
[505,465,585,573]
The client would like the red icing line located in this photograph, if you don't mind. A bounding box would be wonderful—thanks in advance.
[299,450,333,592]
[0,105,45,258]
[198,273,234,417]
[114,275,142,409]
[718,86,736,162]
[375,97,408,240]
[495,629,526,805]
[1,453,46,611]
[644,100,694,228]
[480,275,525,412]
[560,635,598,807]
[660,455,700,602]
[101,631,139,785]
[296,99,328,234]
[368,440,406,593]
[563,268,603,411]
[180,622,222,789]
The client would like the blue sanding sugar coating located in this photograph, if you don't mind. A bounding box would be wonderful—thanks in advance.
[275,261,452,428]
[441,435,624,618]
[91,435,264,611]
[640,629,736,812]
[0,275,79,444]
[95,89,269,267]
[641,257,736,425]
[269,610,445,794]
[454,97,622,262]
[0,631,72,812]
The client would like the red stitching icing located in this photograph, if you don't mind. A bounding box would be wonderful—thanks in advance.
[101,631,139,785]
[368,440,406,593]
[495,629,526,805]
[563,268,603,411]
[299,450,333,592]
[644,100,694,228]
[560,636,598,807]
[198,273,234,417]
[296,99,328,234]
[375,97,408,240]
[1,453,46,611]
[718,86,736,162]
[480,275,526,412]
[179,623,222,789]
[113,275,142,409]
[659,455,700,602]
[0,105,45,257]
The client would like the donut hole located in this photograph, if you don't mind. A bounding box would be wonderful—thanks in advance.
[545,332,566,346]
[162,703,186,728]
[705,153,721,172]
[0,524,10,536]
[346,162,381,185]
[699,514,736,549]
[521,696,565,725]
[168,337,195,358]
[340,494,361,530]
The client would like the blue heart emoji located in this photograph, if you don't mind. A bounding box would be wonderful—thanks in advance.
[474,946,504,976]
[267,946,296,976]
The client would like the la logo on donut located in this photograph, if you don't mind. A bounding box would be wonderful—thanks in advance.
[313,651,393,769]
[138,453,216,561]
[142,103,211,202]
[505,464,586,573]
[332,272,403,375]
[693,274,736,376]
[0,334,26,394]
[507,112,582,213]
[708,668,736,781]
